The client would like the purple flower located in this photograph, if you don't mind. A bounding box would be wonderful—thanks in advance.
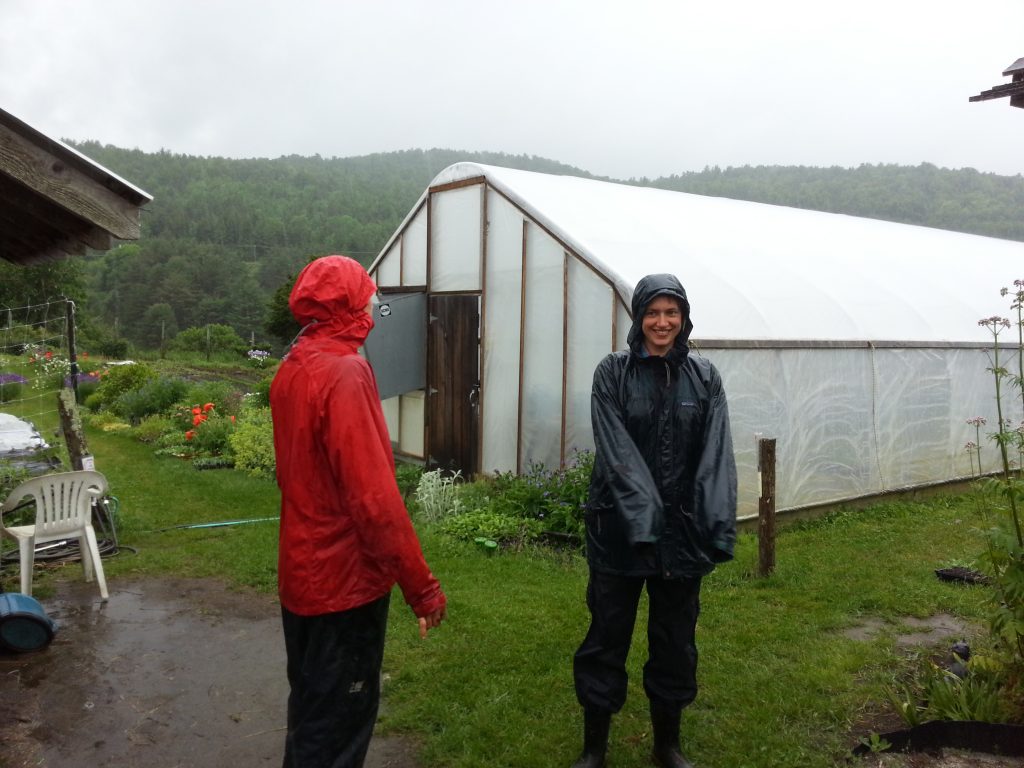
[63,372,100,387]
[0,373,28,385]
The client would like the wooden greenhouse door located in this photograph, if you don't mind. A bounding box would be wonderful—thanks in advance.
[426,294,480,475]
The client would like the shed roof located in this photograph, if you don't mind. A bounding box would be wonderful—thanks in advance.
[0,107,152,266]
[424,163,1022,344]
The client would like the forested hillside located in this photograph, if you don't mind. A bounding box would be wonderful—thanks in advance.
[646,163,1024,243]
[3,143,1021,353]
[66,145,595,351]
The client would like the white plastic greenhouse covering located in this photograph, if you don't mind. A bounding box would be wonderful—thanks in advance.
[370,162,1024,518]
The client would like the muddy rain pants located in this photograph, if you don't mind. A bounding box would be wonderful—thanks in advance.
[281,594,390,768]
[573,571,701,714]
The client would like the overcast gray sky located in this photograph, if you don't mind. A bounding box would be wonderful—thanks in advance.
[2,0,1022,180]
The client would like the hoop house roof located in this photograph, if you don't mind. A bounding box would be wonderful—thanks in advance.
[425,163,1021,343]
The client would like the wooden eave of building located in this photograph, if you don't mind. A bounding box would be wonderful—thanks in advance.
[0,107,152,266]
[969,56,1024,108]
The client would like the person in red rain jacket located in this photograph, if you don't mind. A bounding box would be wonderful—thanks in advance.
[271,255,447,768]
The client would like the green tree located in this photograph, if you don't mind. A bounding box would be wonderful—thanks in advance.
[170,324,247,360]
[139,303,179,350]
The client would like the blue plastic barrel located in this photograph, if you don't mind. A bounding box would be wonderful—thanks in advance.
[0,593,56,653]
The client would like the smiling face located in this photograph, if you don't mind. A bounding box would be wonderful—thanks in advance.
[641,295,683,356]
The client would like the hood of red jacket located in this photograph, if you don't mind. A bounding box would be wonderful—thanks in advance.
[289,255,377,347]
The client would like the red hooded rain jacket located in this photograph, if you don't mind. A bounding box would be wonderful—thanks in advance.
[271,255,446,618]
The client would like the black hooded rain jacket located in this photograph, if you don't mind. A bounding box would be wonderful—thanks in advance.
[585,274,737,579]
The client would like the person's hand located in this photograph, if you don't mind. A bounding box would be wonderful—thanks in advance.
[417,606,447,639]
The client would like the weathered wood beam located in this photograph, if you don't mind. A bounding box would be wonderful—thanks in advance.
[0,120,143,240]
[969,81,1024,103]
[0,205,91,265]
[0,236,87,265]
[0,172,113,250]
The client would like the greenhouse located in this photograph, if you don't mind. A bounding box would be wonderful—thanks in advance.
[367,162,1024,518]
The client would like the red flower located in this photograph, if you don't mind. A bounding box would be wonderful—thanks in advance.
[185,430,195,441]
[191,406,201,415]
[203,402,215,413]
[45,351,53,360]
[230,415,236,423]
[192,415,204,426]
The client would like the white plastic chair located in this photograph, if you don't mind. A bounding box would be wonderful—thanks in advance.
[1,470,109,601]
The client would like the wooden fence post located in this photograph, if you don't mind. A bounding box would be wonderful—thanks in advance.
[57,388,89,471]
[758,437,777,577]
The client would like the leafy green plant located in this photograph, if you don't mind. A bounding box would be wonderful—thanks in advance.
[111,376,189,424]
[228,405,275,478]
[922,659,1010,723]
[0,373,26,403]
[131,414,178,443]
[88,362,158,411]
[414,469,464,523]
[438,508,544,544]
[0,460,30,498]
[182,403,235,458]
[857,733,891,753]
[248,376,273,408]
[975,293,1024,663]
[885,682,926,727]
[454,450,593,544]
[395,461,423,500]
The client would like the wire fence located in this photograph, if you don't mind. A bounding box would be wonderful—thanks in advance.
[0,298,75,455]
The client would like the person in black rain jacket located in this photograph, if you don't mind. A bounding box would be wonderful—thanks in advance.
[571,273,737,768]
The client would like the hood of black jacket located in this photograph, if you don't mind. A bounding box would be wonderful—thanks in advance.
[626,274,694,360]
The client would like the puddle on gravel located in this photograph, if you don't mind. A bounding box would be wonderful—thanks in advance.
[0,578,420,768]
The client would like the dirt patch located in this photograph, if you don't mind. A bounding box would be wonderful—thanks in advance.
[0,578,422,768]
[842,613,975,648]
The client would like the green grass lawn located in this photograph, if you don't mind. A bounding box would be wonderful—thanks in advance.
[8,425,993,768]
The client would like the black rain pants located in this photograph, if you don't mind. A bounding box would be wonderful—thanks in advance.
[281,594,390,768]
[573,570,701,714]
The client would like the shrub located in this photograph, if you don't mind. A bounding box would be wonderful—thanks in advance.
[229,406,275,478]
[111,377,189,424]
[181,403,235,459]
[889,653,1013,726]
[132,414,178,444]
[248,376,273,408]
[396,462,423,500]
[482,450,593,540]
[89,363,158,411]
[414,470,464,523]
[0,373,27,403]
[419,451,593,546]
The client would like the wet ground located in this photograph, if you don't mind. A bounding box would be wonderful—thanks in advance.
[0,578,420,768]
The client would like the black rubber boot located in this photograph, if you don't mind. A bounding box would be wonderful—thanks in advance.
[650,704,693,768]
[571,709,611,768]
